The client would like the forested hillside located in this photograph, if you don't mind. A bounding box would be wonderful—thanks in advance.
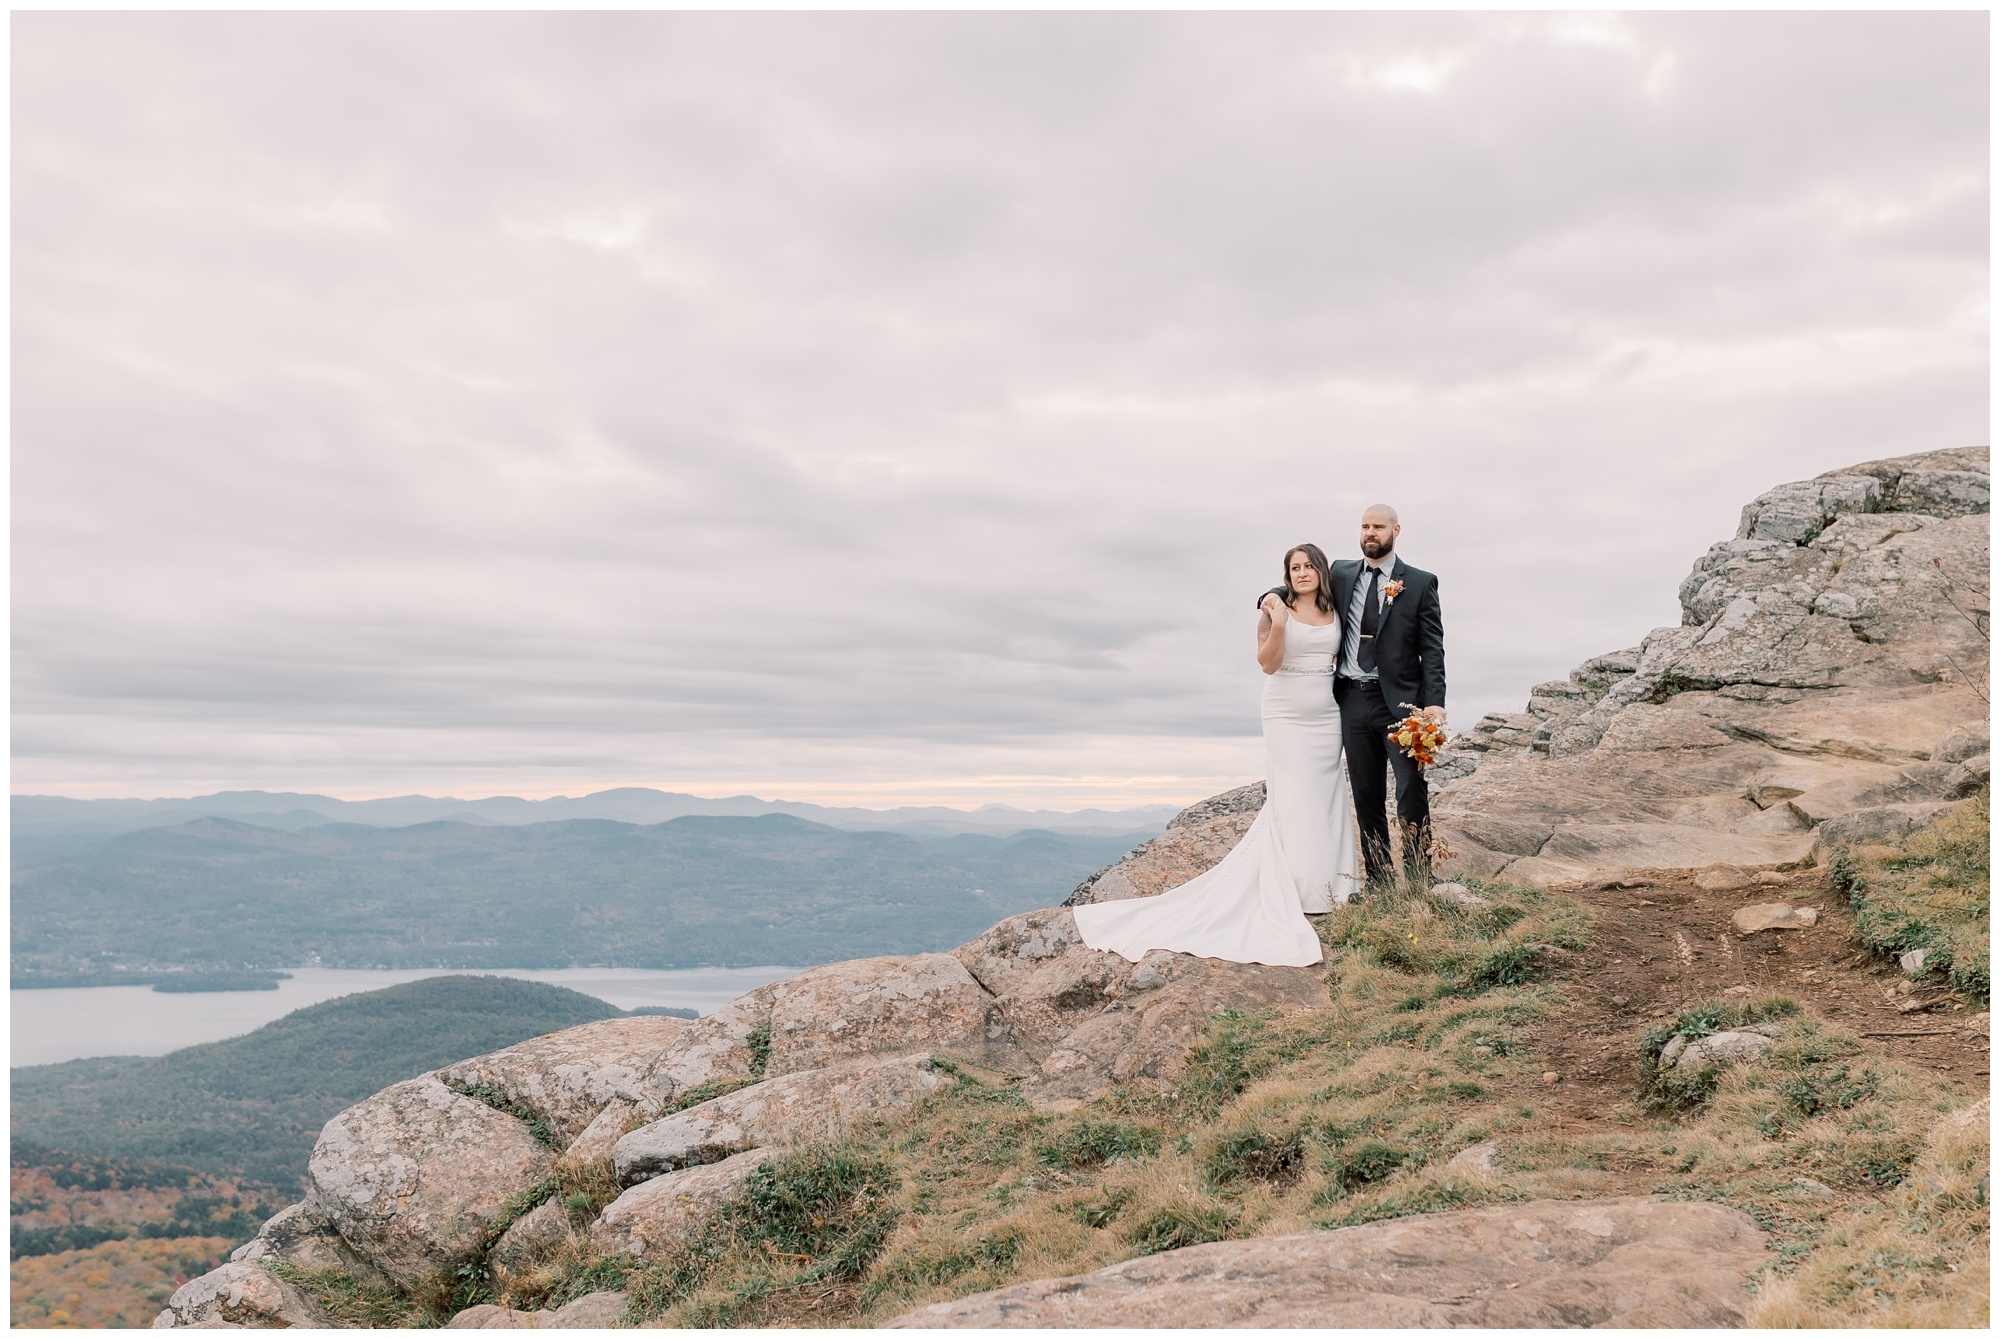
[13,814,1144,975]
[10,976,622,1187]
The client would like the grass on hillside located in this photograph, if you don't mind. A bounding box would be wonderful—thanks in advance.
[1832,789,1990,1005]
[402,877,1603,1324]
[256,809,1993,1329]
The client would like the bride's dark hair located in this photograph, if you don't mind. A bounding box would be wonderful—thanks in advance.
[1282,543,1336,615]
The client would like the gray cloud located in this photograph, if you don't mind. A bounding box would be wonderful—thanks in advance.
[12,12,1987,806]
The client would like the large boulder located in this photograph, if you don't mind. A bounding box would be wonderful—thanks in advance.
[438,1015,687,1146]
[614,1053,950,1184]
[151,1262,333,1329]
[309,1075,557,1292]
[884,1197,1766,1328]
[763,954,1009,1077]
[590,1149,775,1257]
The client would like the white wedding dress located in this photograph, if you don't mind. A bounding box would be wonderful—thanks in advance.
[1074,616,1362,968]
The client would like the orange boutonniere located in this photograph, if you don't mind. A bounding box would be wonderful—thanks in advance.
[1388,706,1449,768]
[1382,578,1406,606]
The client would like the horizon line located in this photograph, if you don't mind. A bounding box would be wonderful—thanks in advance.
[7,781,1220,815]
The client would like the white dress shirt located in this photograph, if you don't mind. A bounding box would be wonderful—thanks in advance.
[1338,558,1398,681]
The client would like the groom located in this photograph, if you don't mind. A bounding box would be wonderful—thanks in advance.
[1267,504,1447,887]
[1334,504,1447,885]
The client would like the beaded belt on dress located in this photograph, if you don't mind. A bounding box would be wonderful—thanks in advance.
[1274,664,1333,676]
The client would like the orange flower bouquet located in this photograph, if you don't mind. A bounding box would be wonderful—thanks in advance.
[1389,707,1449,768]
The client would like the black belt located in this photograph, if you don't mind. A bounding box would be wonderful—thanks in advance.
[1335,676,1380,688]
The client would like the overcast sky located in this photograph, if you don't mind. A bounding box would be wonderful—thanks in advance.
[12,11,1988,808]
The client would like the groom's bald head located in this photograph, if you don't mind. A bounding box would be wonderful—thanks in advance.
[1359,504,1400,559]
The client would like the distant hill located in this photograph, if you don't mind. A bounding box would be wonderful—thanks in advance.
[9,976,622,1189]
[12,814,1145,975]
[11,786,1179,851]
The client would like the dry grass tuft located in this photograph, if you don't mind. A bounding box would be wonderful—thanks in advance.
[1749,1099,1989,1327]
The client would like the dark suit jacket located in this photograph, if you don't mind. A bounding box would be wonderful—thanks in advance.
[1261,555,1446,712]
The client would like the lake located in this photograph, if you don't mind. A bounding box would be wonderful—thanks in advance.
[9,965,800,1067]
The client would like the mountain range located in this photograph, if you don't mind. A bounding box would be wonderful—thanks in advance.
[12,787,1179,854]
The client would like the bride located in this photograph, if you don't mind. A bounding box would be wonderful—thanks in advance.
[1073,543,1361,968]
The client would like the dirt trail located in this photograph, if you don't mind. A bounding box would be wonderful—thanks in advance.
[1518,867,1989,1125]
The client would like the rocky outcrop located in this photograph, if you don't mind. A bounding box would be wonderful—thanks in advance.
[613,1053,952,1183]
[308,1075,558,1292]
[612,986,781,1120]
[151,1261,334,1329]
[176,891,1342,1319]
[1426,447,1988,887]
[1048,450,1986,895]
[885,1197,1766,1328]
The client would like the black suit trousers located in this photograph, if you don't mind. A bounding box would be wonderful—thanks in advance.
[1335,677,1430,881]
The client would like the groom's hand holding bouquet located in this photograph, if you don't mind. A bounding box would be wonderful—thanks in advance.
[1390,706,1449,768]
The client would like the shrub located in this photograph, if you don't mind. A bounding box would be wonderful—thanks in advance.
[731,1148,901,1274]
[1317,1179,1476,1229]
[1069,1188,1130,1229]
[1033,1120,1159,1170]
[1174,1010,1278,1119]
[267,1264,426,1328]
[1828,1135,1927,1190]
[1203,1128,1307,1188]
[1460,942,1547,991]
[1779,1065,1874,1120]
[870,1228,1022,1291]
[1124,1202,1238,1255]
[626,1144,903,1323]
[1834,791,1989,1007]
[1320,1140,1410,1195]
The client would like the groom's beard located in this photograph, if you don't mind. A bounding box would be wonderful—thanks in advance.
[1360,538,1394,560]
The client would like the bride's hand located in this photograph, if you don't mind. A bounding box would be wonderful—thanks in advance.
[1259,593,1289,623]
